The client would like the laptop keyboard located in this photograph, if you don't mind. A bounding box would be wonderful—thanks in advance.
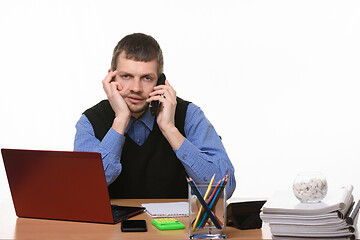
[111,205,145,223]
[111,205,125,222]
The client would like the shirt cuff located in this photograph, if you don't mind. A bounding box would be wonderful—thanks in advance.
[99,128,125,156]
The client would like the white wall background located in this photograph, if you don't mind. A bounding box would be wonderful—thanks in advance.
[1,0,359,202]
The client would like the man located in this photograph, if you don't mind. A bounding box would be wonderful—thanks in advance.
[74,33,236,199]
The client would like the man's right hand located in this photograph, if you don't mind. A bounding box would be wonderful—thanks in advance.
[102,70,131,135]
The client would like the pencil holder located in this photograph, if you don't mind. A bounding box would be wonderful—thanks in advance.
[188,182,227,239]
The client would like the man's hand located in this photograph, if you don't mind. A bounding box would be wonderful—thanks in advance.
[102,70,130,135]
[146,80,185,149]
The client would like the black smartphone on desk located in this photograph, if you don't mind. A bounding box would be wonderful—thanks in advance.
[121,219,147,232]
[149,73,166,116]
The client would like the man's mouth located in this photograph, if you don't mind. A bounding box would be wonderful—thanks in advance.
[127,95,144,104]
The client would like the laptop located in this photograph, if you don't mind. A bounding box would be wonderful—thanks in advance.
[1,148,145,224]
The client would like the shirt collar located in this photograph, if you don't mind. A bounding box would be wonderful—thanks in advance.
[125,108,155,134]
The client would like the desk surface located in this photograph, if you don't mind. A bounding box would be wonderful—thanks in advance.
[0,198,272,240]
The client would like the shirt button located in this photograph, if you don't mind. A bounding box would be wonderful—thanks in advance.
[182,154,187,160]
[137,139,141,143]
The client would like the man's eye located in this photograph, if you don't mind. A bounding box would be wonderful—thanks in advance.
[121,75,130,79]
[144,76,152,81]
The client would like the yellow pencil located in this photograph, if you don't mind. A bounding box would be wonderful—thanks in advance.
[192,174,215,231]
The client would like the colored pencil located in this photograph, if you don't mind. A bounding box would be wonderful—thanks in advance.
[198,174,228,228]
[192,174,215,231]
[194,177,223,228]
[187,178,222,229]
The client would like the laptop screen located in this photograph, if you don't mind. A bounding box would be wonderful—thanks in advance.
[1,149,116,223]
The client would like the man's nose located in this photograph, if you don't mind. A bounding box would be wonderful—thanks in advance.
[130,77,142,92]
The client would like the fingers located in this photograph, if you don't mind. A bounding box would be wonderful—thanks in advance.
[146,94,166,105]
[147,90,175,104]
[149,80,176,101]
[102,70,117,86]
[151,80,177,132]
[102,70,118,96]
[110,81,122,93]
[103,70,117,84]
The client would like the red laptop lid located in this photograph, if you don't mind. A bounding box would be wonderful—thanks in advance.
[1,148,115,223]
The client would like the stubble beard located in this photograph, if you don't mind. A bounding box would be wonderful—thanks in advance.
[127,102,150,117]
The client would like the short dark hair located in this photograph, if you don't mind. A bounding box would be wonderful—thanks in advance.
[111,33,163,75]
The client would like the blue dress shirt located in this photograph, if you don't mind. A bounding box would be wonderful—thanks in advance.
[74,102,236,198]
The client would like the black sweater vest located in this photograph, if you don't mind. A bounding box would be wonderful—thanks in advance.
[83,98,190,198]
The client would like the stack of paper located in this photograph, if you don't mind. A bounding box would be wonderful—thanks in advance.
[260,185,358,240]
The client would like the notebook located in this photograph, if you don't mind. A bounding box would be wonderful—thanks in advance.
[1,148,145,224]
[142,202,189,218]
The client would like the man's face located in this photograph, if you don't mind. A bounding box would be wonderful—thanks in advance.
[114,51,158,118]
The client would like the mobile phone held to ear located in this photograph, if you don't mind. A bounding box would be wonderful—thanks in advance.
[121,220,147,232]
[149,73,166,116]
